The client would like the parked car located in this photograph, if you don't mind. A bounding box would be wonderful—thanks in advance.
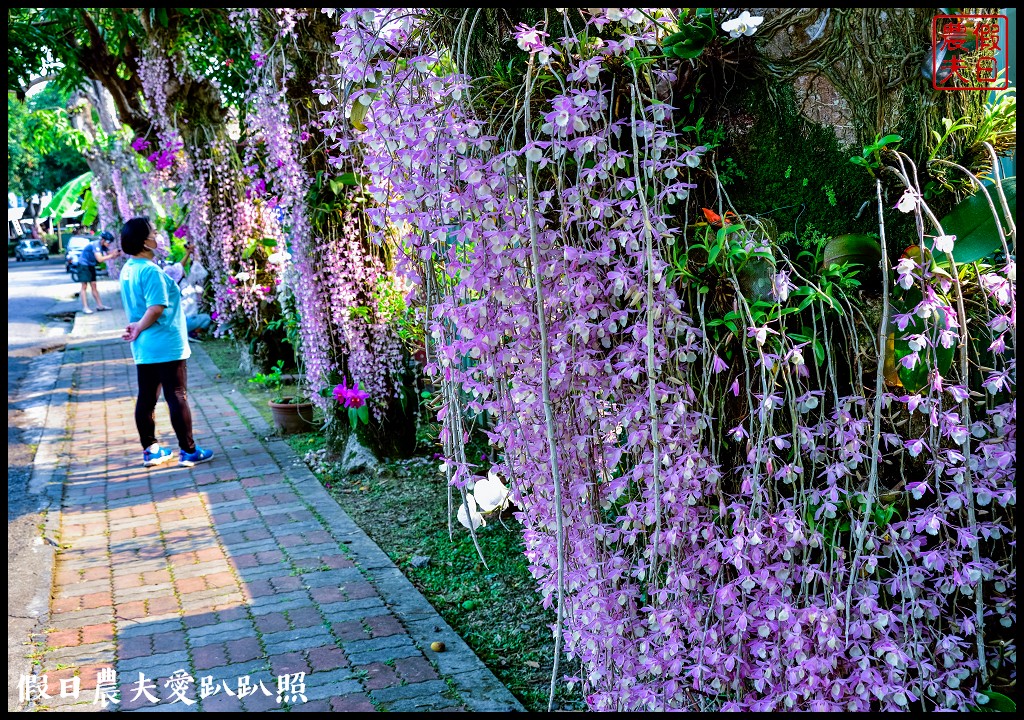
[64,236,94,273]
[14,238,49,262]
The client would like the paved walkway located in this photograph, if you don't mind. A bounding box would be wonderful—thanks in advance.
[19,285,522,712]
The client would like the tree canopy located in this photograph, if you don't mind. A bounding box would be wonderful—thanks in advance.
[7,83,89,199]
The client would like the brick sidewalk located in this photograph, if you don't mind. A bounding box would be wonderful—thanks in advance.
[20,301,522,712]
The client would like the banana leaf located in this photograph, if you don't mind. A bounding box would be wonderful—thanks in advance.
[39,171,93,220]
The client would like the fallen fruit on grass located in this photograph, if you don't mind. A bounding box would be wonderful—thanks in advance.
[430,641,446,652]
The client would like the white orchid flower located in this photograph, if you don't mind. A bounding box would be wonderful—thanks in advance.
[235,271,252,282]
[267,251,292,265]
[474,472,510,513]
[516,27,545,53]
[895,188,921,213]
[457,493,486,530]
[722,11,764,38]
[933,234,956,254]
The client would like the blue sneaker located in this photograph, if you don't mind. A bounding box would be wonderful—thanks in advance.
[142,444,175,468]
[179,447,214,468]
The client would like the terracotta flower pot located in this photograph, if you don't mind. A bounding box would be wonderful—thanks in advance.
[268,397,315,435]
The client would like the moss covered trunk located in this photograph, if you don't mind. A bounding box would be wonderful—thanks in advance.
[711,8,995,239]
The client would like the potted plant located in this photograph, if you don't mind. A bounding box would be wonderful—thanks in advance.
[250,360,315,434]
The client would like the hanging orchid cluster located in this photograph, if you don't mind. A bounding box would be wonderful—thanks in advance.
[136,29,288,347]
[203,145,285,342]
[135,51,186,186]
[231,7,407,417]
[316,7,1015,712]
[88,50,178,281]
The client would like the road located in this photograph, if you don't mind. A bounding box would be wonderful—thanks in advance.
[7,254,79,711]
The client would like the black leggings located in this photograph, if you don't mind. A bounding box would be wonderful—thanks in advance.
[135,360,195,453]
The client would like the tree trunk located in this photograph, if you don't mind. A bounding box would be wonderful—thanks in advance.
[686,8,996,242]
[751,8,990,158]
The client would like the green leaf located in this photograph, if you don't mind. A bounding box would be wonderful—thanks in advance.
[706,237,724,265]
[626,52,659,68]
[81,189,97,227]
[357,405,369,424]
[157,8,169,28]
[927,177,1015,264]
[350,98,370,131]
[260,237,278,247]
[812,339,826,366]
[661,30,691,46]
[661,20,714,59]
[872,505,895,528]
[338,171,363,186]
[39,171,93,220]
[663,21,714,47]
[972,690,1015,713]
[242,243,257,260]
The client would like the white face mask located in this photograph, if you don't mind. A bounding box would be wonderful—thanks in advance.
[146,233,170,258]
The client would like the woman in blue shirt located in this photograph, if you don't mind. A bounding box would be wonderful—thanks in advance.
[119,217,214,468]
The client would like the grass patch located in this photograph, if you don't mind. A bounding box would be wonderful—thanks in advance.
[202,336,584,712]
